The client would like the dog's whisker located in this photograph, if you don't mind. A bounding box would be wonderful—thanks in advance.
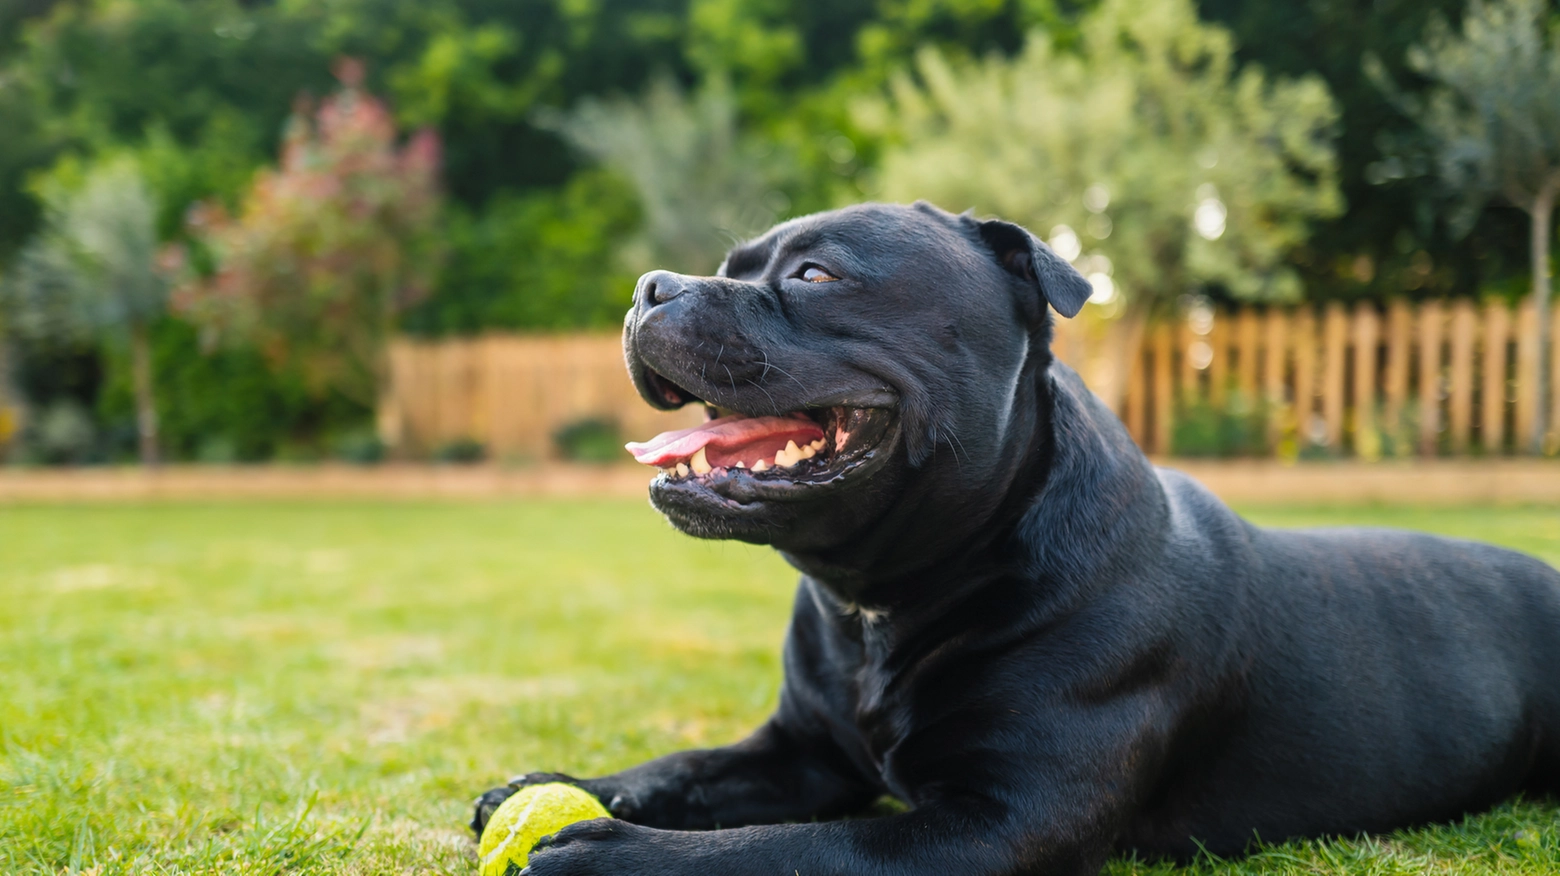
[758,357,811,394]
[743,378,780,415]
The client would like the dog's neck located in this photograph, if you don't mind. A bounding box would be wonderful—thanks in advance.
[782,337,1169,624]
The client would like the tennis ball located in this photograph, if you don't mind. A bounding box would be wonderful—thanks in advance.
[478,782,611,876]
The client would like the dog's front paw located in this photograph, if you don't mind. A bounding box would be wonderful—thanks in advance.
[471,785,517,837]
[472,772,590,838]
[525,818,654,876]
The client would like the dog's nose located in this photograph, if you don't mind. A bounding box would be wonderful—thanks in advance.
[636,270,689,306]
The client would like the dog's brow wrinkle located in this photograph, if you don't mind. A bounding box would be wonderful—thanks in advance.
[723,242,771,277]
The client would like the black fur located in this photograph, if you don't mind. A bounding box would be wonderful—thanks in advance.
[473,202,1560,875]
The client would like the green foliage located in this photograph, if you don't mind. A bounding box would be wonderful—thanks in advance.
[95,318,367,463]
[1198,0,1531,302]
[432,436,486,463]
[1371,0,1560,452]
[331,428,387,465]
[1371,0,1560,234]
[11,399,97,465]
[3,156,170,340]
[1,0,1554,461]
[401,169,642,335]
[686,0,804,92]
[0,154,173,463]
[1170,391,1270,458]
[869,0,1343,318]
[553,417,625,464]
[543,76,802,275]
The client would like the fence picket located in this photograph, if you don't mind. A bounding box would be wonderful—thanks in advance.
[1236,308,1260,401]
[1449,300,1476,454]
[1209,309,1230,408]
[1179,319,1201,405]
[1293,308,1318,446]
[1322,303,1348,451]
[1552,306,1560,452]
[1352,303,1379,449]
[1152,324,1174,455]
[1262,308,1288,448]
[1482,301,1509,454]
[1516,301,1539,452]
[1125,340,1148,447]
[1385,300,1411,437]
[1417,301,1443,456]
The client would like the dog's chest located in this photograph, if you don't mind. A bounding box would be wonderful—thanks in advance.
[849,620,917,792]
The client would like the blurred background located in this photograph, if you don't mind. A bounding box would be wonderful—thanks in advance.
[0,0,1556,471]
[3,4,1559,873]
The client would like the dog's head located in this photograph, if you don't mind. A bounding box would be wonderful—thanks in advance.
[622,202,1090,569]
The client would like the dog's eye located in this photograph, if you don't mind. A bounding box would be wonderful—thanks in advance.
[800,266,839,283]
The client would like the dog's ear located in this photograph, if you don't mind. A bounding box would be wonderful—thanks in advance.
[976,219,1092,319]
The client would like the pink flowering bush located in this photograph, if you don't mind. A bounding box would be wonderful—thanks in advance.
[175,59,443,408]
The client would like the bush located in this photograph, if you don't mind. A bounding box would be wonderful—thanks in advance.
[332,429,386,465]
[401,170,642,336]
[96,318,370,462]
[14,400,99,465]
[1171,390,1271,457]
[432,437,486,464]
[553,417,624,464]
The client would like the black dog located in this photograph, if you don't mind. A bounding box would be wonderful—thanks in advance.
[474,202,1560,875]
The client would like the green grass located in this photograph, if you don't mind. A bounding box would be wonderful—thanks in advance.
[0,500,1556,875]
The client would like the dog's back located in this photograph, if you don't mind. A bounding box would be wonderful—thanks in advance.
[1126,469,1560,857]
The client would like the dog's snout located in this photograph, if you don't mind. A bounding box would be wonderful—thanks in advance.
[637,270,689,307]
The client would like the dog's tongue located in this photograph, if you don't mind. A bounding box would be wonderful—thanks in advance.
[626,415,824,468]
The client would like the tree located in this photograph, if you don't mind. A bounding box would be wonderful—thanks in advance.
[174,62,443,430]
[541,76,800,274]
[865,0,1341,409]
[1374,0,1560,454]
[1198,0,1498,304]
[0,157,173,465]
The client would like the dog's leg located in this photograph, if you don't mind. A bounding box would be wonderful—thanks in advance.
[518,795,1115,876]
[473,719,880,836]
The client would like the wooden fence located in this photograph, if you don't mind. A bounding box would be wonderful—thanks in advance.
[1093,298,1560,457]
[383,334,703,459]
[385,298,1559,460]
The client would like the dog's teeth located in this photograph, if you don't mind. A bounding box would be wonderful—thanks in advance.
[809,439,825,451]
[752,459,769,472]
[799,443,816,460]
[690,447,712,475]
[734,461,745,469]
[675,462,690,478]
[774,440,806,467]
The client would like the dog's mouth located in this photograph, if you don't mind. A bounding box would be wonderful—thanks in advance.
[625,368,896,493]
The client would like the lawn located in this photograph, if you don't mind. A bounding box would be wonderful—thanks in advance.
[1,499,1556,875]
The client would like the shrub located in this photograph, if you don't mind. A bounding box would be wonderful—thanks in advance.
[1171,390,1271,457]
[553,417,624,464]
[432,437,486,464]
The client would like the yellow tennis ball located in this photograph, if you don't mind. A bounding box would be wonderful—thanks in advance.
[478,783,611,876]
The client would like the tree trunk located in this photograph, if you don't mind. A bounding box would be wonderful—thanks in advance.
[1530,177,1556,455]
[130,321,160,467]
[0,332,18,452]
